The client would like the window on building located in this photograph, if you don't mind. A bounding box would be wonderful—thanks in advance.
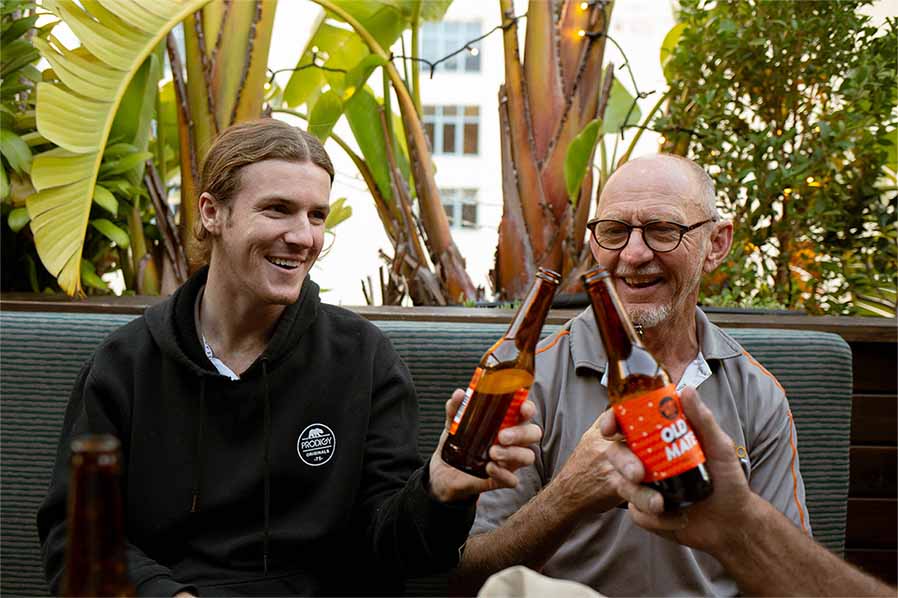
[423,105,479,156]
[420,21,482,73]
[442,188,478,229]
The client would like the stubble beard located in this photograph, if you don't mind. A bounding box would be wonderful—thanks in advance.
[620,261,704,331]
[627,302,672,329]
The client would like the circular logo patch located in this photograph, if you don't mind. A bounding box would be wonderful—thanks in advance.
[297,424,336,466]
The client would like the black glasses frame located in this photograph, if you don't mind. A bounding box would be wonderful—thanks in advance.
[586,218,717,253]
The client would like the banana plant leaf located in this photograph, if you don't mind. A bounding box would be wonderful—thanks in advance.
[564,118,601,204]
[284,2,403,109]
[29,0,211,296]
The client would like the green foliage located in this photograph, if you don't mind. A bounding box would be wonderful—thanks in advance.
[657,0,898,316]
[27,0,208,296]
[700,288,788,311]
[600,79,641,136]
[284,0,418,210]
[564,119,601,204]
[4,0,354,297]
[0,1,60,293]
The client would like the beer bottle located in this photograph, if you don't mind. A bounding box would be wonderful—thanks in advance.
[442,268,561,478]
[582,265,712,510]
[61,434,134,597]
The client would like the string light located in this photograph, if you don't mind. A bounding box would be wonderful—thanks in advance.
[265,5,651,141]
[392,12,526,79]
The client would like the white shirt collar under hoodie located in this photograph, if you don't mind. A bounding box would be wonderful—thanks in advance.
[194,284,240,381]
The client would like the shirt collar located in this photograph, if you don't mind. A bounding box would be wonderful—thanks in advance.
[570,305,742,375]
[600,350,711,392]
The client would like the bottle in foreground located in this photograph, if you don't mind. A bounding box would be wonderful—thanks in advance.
[441,268,561,478]
[62,434,134,597]
[582,265,712,510]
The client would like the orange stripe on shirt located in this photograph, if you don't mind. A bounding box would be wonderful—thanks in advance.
[742,350,806,532]
[741,350,786,394]
[537,330,570,354]
[787,409,809,534]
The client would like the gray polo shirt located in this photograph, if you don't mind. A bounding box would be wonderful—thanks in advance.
[471,307,811,596]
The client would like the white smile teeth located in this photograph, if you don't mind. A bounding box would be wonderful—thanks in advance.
[268,257,299,268]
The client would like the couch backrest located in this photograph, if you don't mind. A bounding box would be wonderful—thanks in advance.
[378,320,853,596]
[0,312,852,597]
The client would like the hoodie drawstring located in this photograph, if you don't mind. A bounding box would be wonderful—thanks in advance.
[191,376,207,513]
[262,358,271,576]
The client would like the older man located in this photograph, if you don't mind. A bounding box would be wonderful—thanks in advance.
[454,154,810,596]
[38,119,541,597]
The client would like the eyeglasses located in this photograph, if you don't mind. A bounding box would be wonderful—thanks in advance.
[586,218,717,253]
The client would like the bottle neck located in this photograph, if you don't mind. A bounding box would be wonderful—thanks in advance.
[585,275,644,362]
[505,275,558,352]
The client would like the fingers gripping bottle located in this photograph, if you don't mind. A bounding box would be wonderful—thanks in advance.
[441,268,561,478]
[62,434,134,597]
[582,265,713,510]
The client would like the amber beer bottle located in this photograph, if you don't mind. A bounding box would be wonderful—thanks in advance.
[61,434,134,597]
[442,268,561,478]
[582,265,712,510]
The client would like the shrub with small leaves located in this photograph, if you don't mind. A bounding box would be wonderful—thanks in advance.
[657,0,897,315]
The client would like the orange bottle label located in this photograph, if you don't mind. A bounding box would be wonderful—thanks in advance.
[613,384,706,482]
[449,367,484,435]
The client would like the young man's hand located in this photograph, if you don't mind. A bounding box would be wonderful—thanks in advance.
[428,389,542,503]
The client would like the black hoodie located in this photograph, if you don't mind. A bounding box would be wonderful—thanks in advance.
[37,268,475,596]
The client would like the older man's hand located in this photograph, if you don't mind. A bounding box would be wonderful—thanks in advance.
[599,386,761,554]
[543,409,637,517]
[428,389,542,503]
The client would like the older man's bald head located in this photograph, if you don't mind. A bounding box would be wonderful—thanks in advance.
[600,154,719,220]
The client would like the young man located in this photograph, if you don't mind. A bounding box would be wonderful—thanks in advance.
[38,119,540,596]
[454,154,810,596]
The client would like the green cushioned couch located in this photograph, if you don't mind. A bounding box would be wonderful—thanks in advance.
[0,311,852,597]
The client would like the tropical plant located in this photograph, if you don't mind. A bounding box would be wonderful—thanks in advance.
[278,0,476,305]
[17,0,343,298]
[277,0,656,304]
[656,0,897,316]
[496,0,660,298]
[11,0,355,298]
[25,0,213,296]
[18,0,653,303]
[1,0,52,292]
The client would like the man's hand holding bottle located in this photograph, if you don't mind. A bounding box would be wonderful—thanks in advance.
[598,386,755,552]
[429,391,542,504]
